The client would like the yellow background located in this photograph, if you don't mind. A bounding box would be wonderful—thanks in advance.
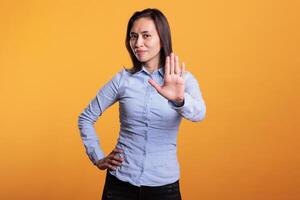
[0,1,299,199]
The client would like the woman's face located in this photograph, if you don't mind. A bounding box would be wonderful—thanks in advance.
[129,17,161,67]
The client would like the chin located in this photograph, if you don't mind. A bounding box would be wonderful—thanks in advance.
[136,57,149,63]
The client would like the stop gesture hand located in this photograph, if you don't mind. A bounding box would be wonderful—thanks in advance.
[148,52,186,104]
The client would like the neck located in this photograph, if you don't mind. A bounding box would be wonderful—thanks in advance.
[143,59,160,74]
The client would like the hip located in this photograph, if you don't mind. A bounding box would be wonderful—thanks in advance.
[102,170,182,200]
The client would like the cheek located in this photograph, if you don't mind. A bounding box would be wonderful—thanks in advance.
[148,39,161,51]
[129,41,134,49]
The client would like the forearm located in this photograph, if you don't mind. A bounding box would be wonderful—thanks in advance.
[78,114,104,165]
[168,92,206,122]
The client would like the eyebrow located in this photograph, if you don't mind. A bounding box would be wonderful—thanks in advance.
[130,31,150,35]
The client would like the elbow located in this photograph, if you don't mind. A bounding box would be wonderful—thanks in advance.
[78,113,84,129]
[78,112,91,129]
[78,109,97,129]
[192,111,206,122]
[192,103,206,122]
[78,103,102,128]
[198,108,206,122]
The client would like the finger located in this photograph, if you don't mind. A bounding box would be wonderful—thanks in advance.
[165,56,170,76]
[175,55,180,75]
[108,152,119,159]
[181,62,186,78]
[113,154,124,162]
[170,52,174,74]
[148,79,162,93]
[107,164,117,170]
[112,148,123,154]
[110,159,123,166]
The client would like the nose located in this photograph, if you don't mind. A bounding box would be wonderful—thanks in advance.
[135,35,144,48]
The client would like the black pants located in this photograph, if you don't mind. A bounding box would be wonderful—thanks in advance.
[101,170,182,200]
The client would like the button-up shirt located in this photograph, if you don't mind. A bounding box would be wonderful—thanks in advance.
[78,66,206,186]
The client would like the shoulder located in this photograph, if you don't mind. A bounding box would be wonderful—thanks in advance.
[114,66,134,76]
[116,66,138,80]
[111,67,129,80]
[109,66,134,86]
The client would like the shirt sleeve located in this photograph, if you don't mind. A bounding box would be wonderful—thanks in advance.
[168,71,206,122]
[77,69,124,165]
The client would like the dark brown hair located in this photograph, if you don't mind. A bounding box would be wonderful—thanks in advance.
[125,8,173,74]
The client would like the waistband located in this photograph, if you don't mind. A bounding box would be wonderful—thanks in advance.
[105,170,180,191]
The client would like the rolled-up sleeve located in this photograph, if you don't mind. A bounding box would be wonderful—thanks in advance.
[78,69,124,165]
[168,71,206,122]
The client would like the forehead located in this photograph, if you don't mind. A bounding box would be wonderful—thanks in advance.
[130,17,157,33]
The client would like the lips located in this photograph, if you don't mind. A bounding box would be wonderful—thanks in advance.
[135,50,147,54]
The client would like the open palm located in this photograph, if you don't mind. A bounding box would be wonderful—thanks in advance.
[148,53,186,103]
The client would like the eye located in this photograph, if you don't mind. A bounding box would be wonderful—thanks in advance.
[143,34,151,38]
[129,34,137,39]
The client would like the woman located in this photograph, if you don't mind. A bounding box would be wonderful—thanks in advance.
[78,8,206,200]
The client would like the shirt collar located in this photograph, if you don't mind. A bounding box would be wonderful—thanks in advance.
[136,65,165,77]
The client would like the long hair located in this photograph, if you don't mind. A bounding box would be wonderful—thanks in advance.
[125,8,173,74]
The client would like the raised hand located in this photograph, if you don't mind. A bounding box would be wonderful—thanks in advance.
[148,52,186,104]
[96,148,124,171]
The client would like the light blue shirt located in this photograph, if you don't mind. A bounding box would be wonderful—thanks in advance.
[78,66,206,187]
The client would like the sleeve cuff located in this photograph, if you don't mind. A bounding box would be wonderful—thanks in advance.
[168,99,185,107]
[168,93,191,109]
[90,148,105,165]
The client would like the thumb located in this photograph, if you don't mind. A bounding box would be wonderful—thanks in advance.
[148,79,162,92]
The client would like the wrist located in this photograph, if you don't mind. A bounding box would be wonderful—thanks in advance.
[173,98,184,106]
[175,96,184,103]
[96,158,103,165]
